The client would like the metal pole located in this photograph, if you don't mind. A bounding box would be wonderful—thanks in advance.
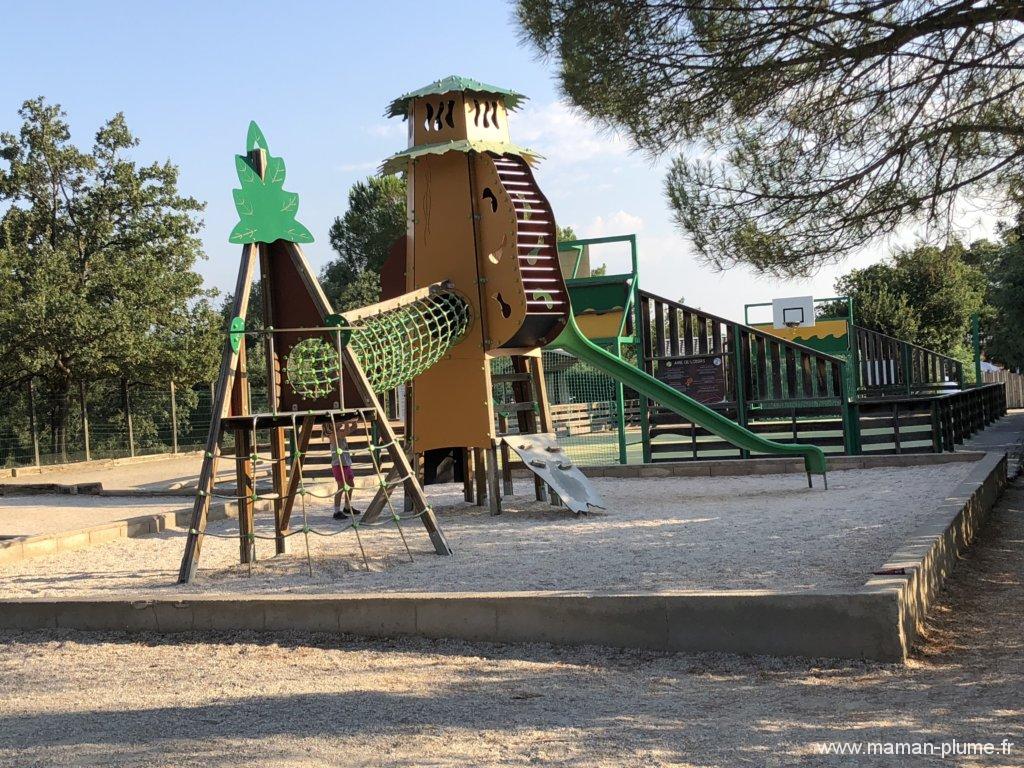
[27,378,40,467]
[614,339,628,465]
[80,380,90,462]
[170,380,179,454]
[122,378,135,458]
[972,313,982,386]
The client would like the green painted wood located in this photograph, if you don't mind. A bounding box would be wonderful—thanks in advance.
[229,122,314,246]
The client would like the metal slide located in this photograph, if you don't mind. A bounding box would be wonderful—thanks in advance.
[547,314,829,483]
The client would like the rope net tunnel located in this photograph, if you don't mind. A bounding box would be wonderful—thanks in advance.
[344,289,472,392]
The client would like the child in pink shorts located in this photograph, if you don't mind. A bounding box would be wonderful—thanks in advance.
[327,419,358,520]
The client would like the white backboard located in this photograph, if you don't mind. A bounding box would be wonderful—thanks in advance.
[771,296,815,329]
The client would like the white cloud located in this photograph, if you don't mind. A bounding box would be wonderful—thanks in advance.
[515,101,632,164]
[582,210,645,238]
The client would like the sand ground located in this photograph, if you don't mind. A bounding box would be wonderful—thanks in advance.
[0,463,974,596]
[1,483,1021,767]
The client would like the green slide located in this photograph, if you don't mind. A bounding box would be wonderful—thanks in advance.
[547,314,828,483]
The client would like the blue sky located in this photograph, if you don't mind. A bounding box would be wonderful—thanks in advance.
[0,0,997,320]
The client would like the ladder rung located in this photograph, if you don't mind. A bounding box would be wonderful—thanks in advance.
[495,402,537,413]
[493,372,532,383]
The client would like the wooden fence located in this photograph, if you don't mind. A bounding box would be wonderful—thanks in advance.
[983,370,1024,408]
[551,399,640,437]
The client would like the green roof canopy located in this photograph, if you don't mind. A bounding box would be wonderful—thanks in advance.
[380,139,542,175]
[386,75,526,119]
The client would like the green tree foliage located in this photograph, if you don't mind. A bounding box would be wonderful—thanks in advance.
[517,1,1024,276]
[967,224,1024,371]
[322,175,406,311]
[0,98,220,455]
[834,241,987,371]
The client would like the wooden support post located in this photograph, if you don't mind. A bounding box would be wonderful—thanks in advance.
[462,447,475,503]
[232,341,255,565]
[270,427,288,555]
[170,380,179,454]
[487,443,502,515]
[235,426,256,564]
[122,378,135,458]
[79,380,90,463]
[474,447,487,506]
[27,378,40,467]
[500,439,513,496]
[258,239,288,554]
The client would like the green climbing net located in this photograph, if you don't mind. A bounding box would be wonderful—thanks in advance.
[348,291,472,392]
[285,338,341,398]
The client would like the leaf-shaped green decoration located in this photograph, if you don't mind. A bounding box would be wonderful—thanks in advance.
[228,121,315,245]
[247,121,268,153]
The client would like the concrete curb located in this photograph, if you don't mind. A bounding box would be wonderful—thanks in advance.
[0,452,1006,662]
[0,503,236,566]
[509,451,986,480]
[860,451,1008,658]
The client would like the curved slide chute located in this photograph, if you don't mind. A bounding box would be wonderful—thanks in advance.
[547,314,829,483]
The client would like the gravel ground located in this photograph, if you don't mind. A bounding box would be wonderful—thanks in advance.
[1,483,1021,768]
[0,463,973,596]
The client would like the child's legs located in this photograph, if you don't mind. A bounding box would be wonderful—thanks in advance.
[331,464,344,511]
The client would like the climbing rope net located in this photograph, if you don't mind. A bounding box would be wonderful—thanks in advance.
[347,290,471,392]
[190,289,471,578]
[195,409,424,577]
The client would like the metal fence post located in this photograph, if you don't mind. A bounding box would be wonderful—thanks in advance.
[27,378,40,467]
[122,378,135,457]
[170,380,179,454]
[79,380,90,462]
[613,340,628,465]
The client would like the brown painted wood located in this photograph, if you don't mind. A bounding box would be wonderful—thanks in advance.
[177,243,258,583]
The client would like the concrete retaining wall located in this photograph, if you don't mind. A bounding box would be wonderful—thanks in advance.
[861,451,1008,657]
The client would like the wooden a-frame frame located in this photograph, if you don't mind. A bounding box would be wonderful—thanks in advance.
[178,147,450,584]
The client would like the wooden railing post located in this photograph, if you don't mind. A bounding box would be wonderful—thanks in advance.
[731,323,749,458]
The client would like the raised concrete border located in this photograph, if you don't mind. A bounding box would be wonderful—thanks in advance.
[0,453,1006,662]
[861,450,1008,658]
[0,503,236,567]
[510,451,986,480]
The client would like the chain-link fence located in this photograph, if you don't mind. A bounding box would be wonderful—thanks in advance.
[491,350,642,467]
[4,348,642,471]
[0,380,217,469]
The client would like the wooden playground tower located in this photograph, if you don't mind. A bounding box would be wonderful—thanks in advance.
[380,75,580,514]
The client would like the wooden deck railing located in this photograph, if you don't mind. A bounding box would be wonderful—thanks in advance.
[853,325,963,395]
[638,291,849,407]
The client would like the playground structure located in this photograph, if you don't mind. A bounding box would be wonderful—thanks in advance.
[171,74,1014,582]
[178,75,838,580]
